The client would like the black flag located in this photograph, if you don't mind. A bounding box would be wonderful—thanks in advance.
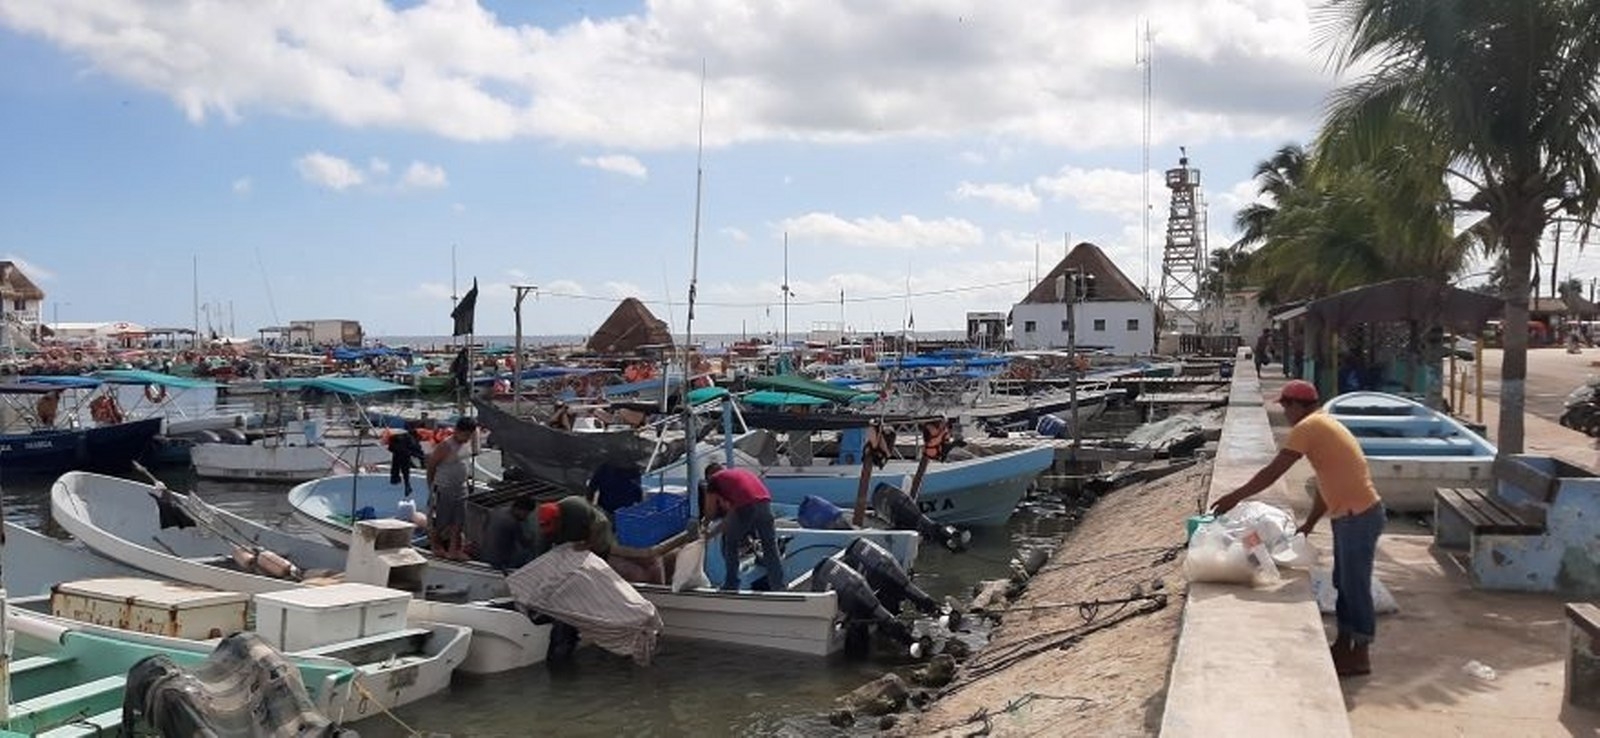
[451,278,479,336]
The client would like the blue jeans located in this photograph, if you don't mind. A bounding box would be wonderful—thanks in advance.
[721,501,784,591]
[1331,503,1385,644]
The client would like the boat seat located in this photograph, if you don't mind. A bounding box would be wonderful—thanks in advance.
[10,654,74,678]
[1358,436,1481,457]
[296,627,432,665]
[1337,416,1449,435]
[8,675,128,732]
[37,707,124,737]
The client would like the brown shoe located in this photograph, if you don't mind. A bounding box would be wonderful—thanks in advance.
[1337,642,1371,678]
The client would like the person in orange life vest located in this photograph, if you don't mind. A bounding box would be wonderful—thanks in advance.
[702,463,784,591]
[1210,380,1384,678]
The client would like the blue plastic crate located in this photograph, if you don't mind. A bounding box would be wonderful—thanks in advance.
[614,493,689,548]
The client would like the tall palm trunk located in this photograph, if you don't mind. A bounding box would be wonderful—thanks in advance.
[1496,204,1546,455]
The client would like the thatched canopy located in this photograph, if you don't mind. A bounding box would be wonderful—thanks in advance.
[1018,242,1147,304]
[586,297,673,355]
[1299,278,1502,331]
[0,261,44,301]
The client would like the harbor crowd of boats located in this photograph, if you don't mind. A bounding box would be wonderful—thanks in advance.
[0,297,1260,735]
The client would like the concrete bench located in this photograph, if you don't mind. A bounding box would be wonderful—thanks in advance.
[1567,603,1600,711]
[1433,487,1544,549]
[1461,456,1600,597]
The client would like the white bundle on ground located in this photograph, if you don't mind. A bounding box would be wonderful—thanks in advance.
[1309,568,1400,615]
[508,543,664,665]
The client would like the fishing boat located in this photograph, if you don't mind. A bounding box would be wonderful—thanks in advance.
[1322,390,1497,512]
[0,376,163,475]
[3,611,364,736]
[284,473,927,656]
[189,376,403,482]
[50,472,546,675]
[92,369,257,437]
[471,397,683,494]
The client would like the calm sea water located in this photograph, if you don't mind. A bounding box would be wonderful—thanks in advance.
[0,462,1070,737]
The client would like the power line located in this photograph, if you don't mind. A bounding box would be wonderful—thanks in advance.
[530,278,1034,309]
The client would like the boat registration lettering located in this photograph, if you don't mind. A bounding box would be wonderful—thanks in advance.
[917,498,955,514]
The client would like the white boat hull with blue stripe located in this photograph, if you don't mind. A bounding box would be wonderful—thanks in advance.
[1322,391,1497,512]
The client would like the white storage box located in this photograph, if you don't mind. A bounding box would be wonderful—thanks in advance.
[252,582,411,652]
[52,578,249,640]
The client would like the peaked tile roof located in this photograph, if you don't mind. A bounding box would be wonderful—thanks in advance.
[0,261,44,301]
[1018,242,1147,304]
[587,297,674,354]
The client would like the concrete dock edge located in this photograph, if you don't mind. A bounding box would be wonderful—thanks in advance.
[1158,353,1352,737]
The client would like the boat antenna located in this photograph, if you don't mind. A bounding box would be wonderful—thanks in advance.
[1138,20,1153,295]
[684,60,707,499]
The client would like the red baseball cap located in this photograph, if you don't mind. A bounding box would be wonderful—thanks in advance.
[1277,379,1319,404]
[536,503,560,535]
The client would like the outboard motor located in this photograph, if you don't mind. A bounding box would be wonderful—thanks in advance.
[870,483,971,552]
[810,558,913,645]
[841,538,939,617]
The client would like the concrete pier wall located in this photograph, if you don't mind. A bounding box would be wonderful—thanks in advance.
[1159,353,1352,737]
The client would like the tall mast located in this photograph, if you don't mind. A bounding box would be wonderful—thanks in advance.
[192,255,199,344]
[782,232,790,348]
[1139,21,1153,294]
[684,62,707,497]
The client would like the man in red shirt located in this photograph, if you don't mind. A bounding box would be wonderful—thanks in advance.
[703,463,785,591]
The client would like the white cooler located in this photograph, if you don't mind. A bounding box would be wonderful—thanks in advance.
[52,578,249,640]
[253,582,411,652]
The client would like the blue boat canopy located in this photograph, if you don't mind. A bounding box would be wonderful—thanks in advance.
[95,369,218,390]
[3,376,104,391]
[263,377,411,396]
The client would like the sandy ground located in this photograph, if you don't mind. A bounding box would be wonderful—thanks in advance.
[897,465,1209,737]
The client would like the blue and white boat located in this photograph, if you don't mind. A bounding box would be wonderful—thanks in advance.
[1322,391,1497,512]
[190,376,406,482]
[0,376,163,474]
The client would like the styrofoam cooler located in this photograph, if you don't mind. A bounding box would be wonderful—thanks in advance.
[51,578,249,640]
[253,582,411,652]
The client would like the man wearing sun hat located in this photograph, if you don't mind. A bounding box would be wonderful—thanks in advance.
[1210,379,1385,678]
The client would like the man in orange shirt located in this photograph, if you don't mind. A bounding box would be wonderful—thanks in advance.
[1211,379,1385,677]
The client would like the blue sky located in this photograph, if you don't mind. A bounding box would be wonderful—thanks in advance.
[6,0,1536,341]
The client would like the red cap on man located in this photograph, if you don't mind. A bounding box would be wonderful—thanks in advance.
[1277,379,1319,404]
[536,502,561,536]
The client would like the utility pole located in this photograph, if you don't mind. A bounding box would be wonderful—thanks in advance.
[512,284,538,417]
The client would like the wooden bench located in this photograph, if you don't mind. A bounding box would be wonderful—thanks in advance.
[1566,603,1600,711]
[1433,487,1543,549]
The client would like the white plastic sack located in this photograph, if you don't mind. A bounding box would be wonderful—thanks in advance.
[1309,567,1400,615]
[671,538,712,592]
[1184,523,1275,585]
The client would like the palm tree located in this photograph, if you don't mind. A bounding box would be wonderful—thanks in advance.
[1232,144,1310,251]
[1320,0,1600,453]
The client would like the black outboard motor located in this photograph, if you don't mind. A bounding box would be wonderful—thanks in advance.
[870,482,971,552]
[810,558,913,645]
[842,538,938,616]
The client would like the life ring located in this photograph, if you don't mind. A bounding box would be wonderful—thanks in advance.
[492,378,511,396]
[144,384,168,403]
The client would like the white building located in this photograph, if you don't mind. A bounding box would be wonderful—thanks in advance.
[1010,242,1156,356]
[1209,289,1272,341]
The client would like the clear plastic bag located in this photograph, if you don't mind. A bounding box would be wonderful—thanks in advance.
[1183,523,1256,584]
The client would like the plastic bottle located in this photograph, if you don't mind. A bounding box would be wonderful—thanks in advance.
[396,496,417,522]
[1239,529,1281,585]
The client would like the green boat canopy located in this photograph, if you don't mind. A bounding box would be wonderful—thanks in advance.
[263,377,411,396]
[95,369,218,390]
[741,390,838,407]
[745,374,876,404]
[686,386,730,405]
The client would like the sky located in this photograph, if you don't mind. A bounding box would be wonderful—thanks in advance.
[2,0,1564,341]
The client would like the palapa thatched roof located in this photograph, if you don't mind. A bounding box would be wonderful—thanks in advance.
[1018,242,1147,304]
[586,297,674,355]
[0,261,44,301]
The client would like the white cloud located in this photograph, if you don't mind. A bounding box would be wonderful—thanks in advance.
[578,154,648,180]
[1035,166,1167,222]
[451,202,467,214]
[778,213,984,250]
[400,161,448,189]
[294,151,365,191]
[368,158,390,175]
[231,177,251,195]
[951,181,1040,212]
[957,151,986,165]
[603,281,646,299]
[0,1,1332,150]
[720,226,749,244]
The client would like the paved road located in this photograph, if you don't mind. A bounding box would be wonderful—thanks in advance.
[1473,347,1599,421]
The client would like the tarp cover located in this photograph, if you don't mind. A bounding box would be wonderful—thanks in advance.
[508,543,663,665]
[122,631,349,737]
[473,398,678,494]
